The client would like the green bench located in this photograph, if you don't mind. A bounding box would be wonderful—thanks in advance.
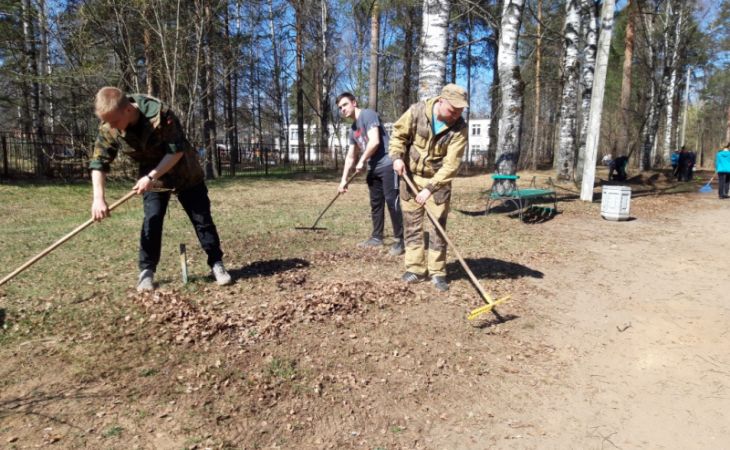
[485,174,558,221]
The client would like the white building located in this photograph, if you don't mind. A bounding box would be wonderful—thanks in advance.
[281,117,490,164]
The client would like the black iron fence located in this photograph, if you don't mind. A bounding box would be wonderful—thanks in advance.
[0,131,489,181]
[0,131,95,180]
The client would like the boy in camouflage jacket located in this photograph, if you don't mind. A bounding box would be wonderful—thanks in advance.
[89,87,232,291]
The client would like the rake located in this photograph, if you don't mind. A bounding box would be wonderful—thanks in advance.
[294,171,359,231]
[699,174,715,193]
[0,190,137,288]
[401,173,510,320]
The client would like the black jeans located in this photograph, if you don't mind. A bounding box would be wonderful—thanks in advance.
[719,173,730,197]
[139,182,224,271]
[366,163,403,241]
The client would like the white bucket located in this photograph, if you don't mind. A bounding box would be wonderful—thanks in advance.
[601,185,631,221]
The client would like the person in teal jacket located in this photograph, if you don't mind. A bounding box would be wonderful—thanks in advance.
[715,142,730,199]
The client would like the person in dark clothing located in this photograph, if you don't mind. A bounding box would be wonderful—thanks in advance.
[716,142,730,199]
[89,87,232,292]
[336,92,404,256]
[608,155,629,181]
[677,146,691,181]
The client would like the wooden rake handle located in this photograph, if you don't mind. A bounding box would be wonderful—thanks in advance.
[0,190,137,288]
[308,171,359,229]
[401,173,499,306]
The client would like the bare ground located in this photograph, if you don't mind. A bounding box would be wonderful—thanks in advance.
[0,172,728,449]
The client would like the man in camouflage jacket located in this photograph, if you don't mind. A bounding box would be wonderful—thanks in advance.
[388,84,468,292]
[89,87,232,291]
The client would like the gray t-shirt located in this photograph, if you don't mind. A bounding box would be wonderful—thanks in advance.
[349,109,391,169]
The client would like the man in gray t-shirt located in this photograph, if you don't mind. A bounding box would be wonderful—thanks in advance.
[336,92,403,256]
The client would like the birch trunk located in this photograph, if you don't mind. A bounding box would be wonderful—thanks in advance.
[580,0,616,201]
[555,0,580,181]
[575,0,598,182]
[417,0,450,100]
[368,0,380,109]
[495,0,525,192]
[662,5,683,165]
[641,0,677,170]
[530,0,542,170]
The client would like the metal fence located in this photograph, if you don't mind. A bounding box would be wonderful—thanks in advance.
[0,131,489,181]
[0,131,95,180]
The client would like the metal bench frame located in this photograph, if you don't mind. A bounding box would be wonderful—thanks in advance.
[485,174,558,221]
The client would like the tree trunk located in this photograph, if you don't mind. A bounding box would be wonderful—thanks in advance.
[401,4,416,112]
[223,5,238,173]
[319,0,331,161]
[619,0,636,157]
[22,0,46,176]
[662,4,684,165]
[417,0,450,100]
[295,1,305,169]
[38,0,54,133]
[495,0,525,192]
[487,35,499,170]
[555,0,580,181]
[575,0,598,182]
[449,20,458,84]
[530,0,542,170]
[369,0,380,110]
[202,1,217,179]
[269,0,286,162]
[580,0,616,201]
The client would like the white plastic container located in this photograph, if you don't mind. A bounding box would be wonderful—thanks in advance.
[601,185,631,221]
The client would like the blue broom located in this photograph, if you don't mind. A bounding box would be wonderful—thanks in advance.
[699,174,715,193]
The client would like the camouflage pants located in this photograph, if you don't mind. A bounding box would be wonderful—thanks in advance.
[400,174,451,277]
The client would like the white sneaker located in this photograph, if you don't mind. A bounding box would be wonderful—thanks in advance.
[211,262,232,286]
[136,269,155,292]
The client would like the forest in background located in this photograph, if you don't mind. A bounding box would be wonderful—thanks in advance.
[0,0,728,180]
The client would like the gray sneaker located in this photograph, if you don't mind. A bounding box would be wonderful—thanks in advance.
[357,237,383,248]
[389,239,405,256]
[212,261,233,286]
[431,275,449,292]
[136,269,155,292]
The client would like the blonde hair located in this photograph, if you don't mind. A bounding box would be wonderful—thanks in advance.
[94,87,129,117]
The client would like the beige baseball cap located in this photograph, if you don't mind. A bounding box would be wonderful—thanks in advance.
[440,83,469,108]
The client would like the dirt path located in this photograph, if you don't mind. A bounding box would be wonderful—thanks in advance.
[519,195,730,449]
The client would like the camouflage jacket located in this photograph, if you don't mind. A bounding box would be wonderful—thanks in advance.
[388,97,467,195]
[89,94,204,192]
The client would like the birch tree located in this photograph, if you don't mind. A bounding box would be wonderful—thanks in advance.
[529,0,543,170]
[575,0,598,181]
[555,0,580,181]
[661,3,684,165]
[580,0,616,201]
[495,0,525,192]
[417,0,450,99]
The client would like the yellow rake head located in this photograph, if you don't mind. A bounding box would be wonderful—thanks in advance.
[467,295,511,321]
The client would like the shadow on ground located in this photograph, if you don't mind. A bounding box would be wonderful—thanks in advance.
[0,389,114,431]
[446,257,543,281]
[229,258,310,280]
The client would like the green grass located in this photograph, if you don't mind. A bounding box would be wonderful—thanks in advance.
[102,425,123,438]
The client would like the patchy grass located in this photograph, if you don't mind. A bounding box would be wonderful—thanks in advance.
[0,168,705,448]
